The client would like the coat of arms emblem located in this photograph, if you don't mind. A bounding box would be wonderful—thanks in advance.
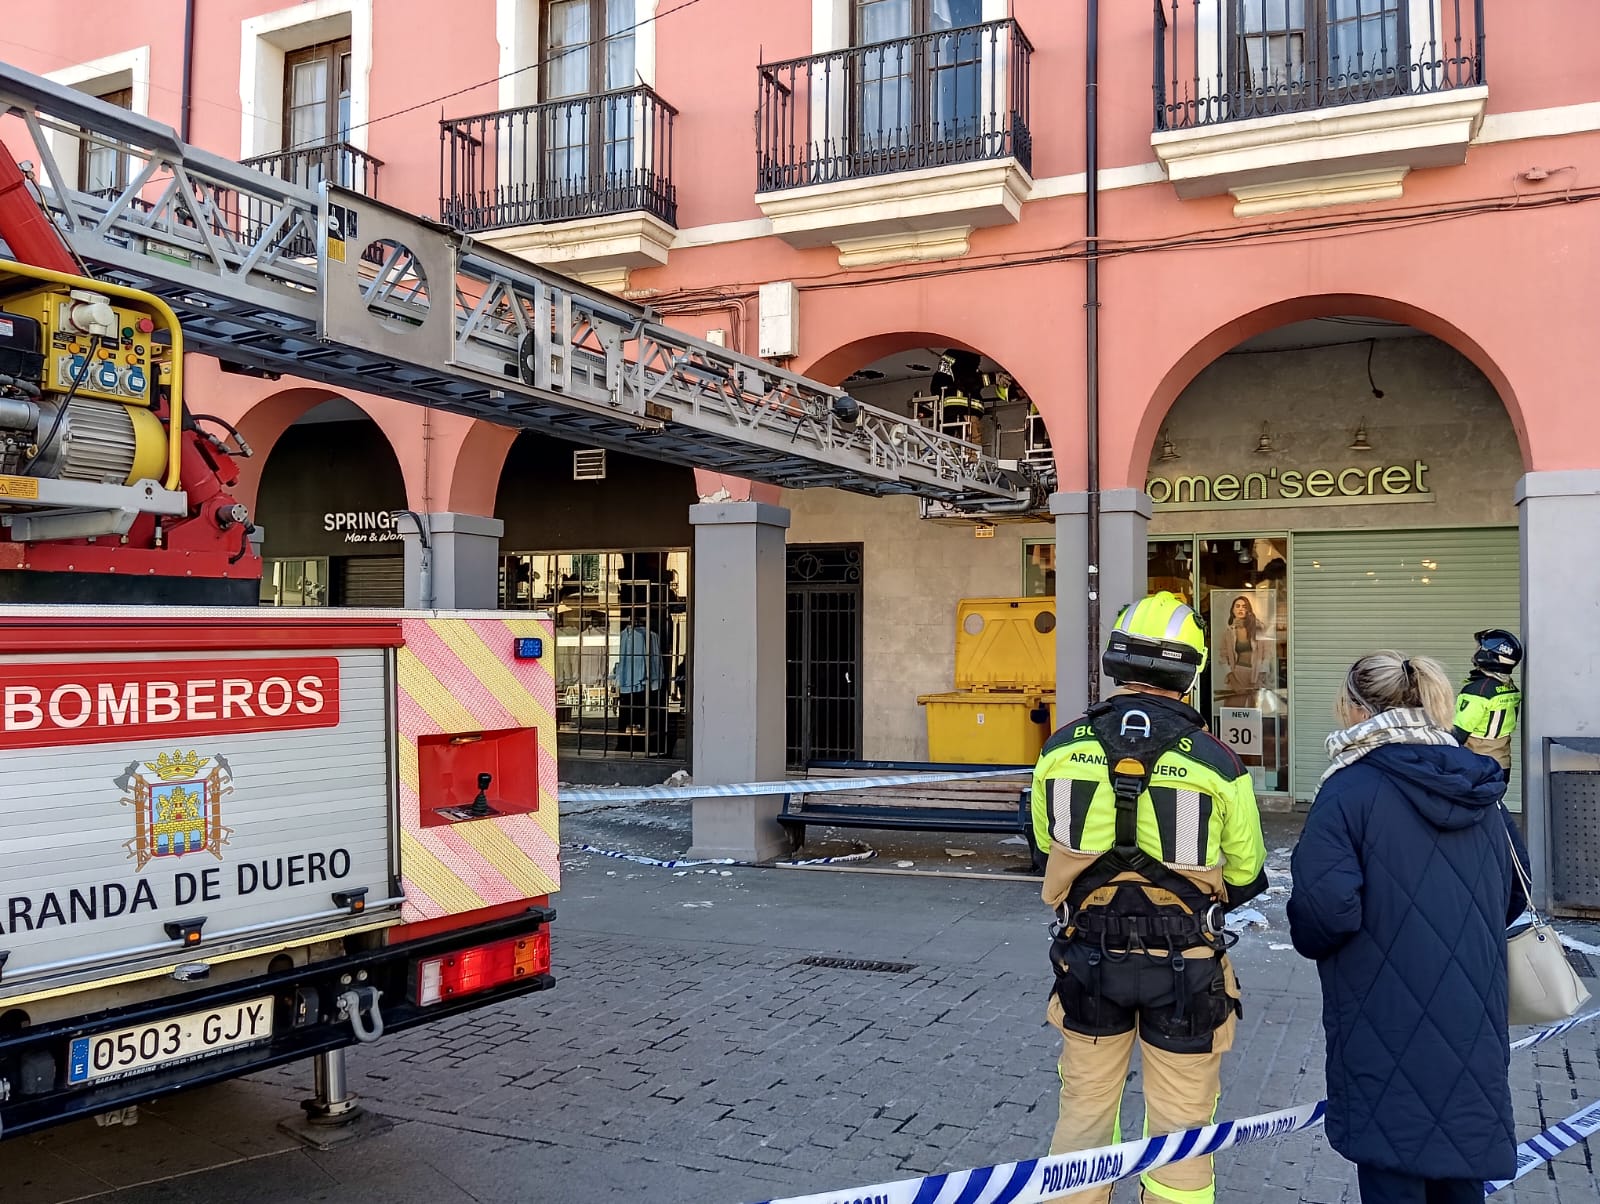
[118,749,235,871]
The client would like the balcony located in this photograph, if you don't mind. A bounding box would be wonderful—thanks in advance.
[755,19,1034,268]
[242,141,383,197]
[1151,0,1487,216]
[439,87,678,292]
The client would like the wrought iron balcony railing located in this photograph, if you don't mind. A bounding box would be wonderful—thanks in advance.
[1154,0,1485,131]
[242,140,383,196]
[439,86,678,232]
[756,18,1033,193]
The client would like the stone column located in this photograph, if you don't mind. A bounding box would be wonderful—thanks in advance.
[1052,489,1153,719]
[1516,470,1600,912]
[399,512,504,610]
[686,501,791,862]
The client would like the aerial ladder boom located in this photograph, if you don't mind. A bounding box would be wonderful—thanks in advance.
[0,62,1037,511]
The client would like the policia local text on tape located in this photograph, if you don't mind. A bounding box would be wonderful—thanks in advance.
[1031,591,1268,1204]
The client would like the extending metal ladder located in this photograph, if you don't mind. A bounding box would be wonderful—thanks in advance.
[0,63,1035,506]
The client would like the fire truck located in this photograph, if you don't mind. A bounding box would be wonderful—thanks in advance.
[0,63,1033,1140]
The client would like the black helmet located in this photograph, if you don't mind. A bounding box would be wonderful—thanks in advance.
[1473,628,1523,673]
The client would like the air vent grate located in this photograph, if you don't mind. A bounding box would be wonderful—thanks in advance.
[573,448,607,480]
[797,956,916,974]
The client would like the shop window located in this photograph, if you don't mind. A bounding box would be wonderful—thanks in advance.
[501,548,688,761]
[1150,536,1290,796]
[78,85,132,197]
[260,557,330,606]
[1022,538,1055,597]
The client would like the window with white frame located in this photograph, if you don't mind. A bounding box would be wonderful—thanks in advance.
[543,0,638,186]
[852,0,985,151]
[240,2,371,163]
[44,47,149,200]
[1169,0,1467,127]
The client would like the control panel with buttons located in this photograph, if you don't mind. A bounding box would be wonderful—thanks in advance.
[1,290,160,406]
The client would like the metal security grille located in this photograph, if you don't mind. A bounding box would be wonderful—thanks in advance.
[786,545,864,768]
[1289,528,1520,804]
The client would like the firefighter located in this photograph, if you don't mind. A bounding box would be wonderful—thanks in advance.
[1452,628,1523,784]
[1032,591,1268,1204]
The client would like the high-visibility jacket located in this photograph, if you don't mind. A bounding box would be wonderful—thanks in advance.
[1031,694,1267,912]
[1452,671,1521,769]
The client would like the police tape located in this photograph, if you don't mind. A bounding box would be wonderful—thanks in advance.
[559,767,1026,805]
[1489,1095,1600,1193]
[747,1101,1328,1204]
[746,1012,1600,1204]
[1511,1007,1600,1052]
[564,843,880,869]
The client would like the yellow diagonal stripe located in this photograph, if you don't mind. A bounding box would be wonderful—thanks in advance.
[400,830,486,914]
[455,820,558,897]
[397,737,420,794]
[427,619,549,727]
[398,645,483,733]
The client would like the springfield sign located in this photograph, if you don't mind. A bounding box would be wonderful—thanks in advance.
[1147,460,1433,511]
[324,510,403,544]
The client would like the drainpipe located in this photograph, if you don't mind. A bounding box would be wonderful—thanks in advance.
[1084,0,1103,705]
[180,0,196,142]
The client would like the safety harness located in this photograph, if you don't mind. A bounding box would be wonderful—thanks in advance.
[1054,695,1234,1025]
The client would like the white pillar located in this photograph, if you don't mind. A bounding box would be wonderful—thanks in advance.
[1517,470,1600,913]
[1052,488,1153,719]
[686,501,791,861]
[400,512,504,610]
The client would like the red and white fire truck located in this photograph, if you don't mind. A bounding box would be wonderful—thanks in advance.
[0,61,1030,1138]
[0,167,562,1139]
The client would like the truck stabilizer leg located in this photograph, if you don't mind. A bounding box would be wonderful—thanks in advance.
[277,1049,393,1150]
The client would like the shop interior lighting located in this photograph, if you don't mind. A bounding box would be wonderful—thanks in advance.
[1253,422,1276,454]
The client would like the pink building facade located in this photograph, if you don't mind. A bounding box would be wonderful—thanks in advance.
[5,1,1599,881]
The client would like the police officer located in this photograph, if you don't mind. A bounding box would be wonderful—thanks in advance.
[1032,591,1267,1204]
[1452,628,1523,784]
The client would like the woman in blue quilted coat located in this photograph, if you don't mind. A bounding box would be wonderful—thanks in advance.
[1288,651,1527,1204]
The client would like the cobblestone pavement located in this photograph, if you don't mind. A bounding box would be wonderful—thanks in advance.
[5,806,1599,1203]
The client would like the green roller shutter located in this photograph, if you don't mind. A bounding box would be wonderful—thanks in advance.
[1289,528,1521,808]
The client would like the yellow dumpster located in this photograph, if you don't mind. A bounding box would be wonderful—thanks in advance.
[918,597,1057,764]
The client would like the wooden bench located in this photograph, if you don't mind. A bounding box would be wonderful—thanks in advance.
[778,760,1044,870]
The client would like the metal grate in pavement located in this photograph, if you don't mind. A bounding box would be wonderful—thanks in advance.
[797,955,917,974]
[1565,947,1597,979]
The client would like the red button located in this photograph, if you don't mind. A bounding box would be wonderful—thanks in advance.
[135,317,155,334]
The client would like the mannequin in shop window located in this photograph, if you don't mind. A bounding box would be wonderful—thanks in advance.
[613,606,665,755]
[1217,594,1274,707]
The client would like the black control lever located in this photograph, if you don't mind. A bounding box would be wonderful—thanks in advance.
[469,772,493,818]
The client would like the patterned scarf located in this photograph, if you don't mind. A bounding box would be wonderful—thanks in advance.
[1320,707,1458,785]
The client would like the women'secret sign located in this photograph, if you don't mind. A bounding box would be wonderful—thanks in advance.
[0,659,340,749]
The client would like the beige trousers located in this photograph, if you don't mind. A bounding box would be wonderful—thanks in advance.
[1044,994,1230,1204]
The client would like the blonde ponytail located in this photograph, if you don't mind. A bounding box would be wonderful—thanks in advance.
[1336,651,1456,730]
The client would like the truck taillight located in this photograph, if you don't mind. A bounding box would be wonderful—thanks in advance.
[413,931,551,1007]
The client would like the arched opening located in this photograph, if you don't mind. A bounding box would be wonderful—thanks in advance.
[254,398,409,607]
[1137,312,1522,808]
[495,433,697,773]
[784,334,1057,767]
